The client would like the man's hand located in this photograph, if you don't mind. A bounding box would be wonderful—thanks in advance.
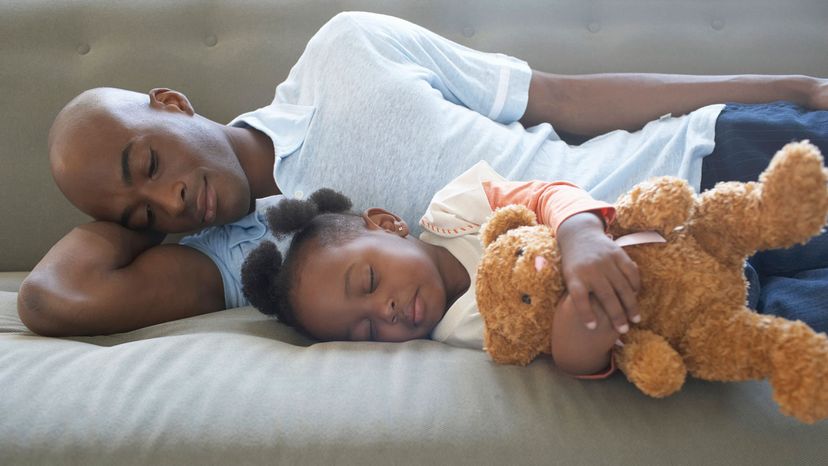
[556,212,640,334]
[807,77,828,110]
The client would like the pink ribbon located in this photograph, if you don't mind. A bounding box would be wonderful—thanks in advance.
[612,231,666,248]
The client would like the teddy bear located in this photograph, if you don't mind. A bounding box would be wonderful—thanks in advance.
[475,141,828,424]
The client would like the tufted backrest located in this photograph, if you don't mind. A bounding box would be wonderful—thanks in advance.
[1,0,826,271]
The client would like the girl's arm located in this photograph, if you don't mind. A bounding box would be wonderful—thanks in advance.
[484,181,640,334]
[551,293,619,377]
[520,72,827,137]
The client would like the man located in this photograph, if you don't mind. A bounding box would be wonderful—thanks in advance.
[19,12,828,336]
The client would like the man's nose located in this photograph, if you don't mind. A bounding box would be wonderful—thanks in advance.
[147,181,187,217]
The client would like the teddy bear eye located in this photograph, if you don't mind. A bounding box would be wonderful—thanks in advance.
[515,247,524,257]
[521,294,532,305]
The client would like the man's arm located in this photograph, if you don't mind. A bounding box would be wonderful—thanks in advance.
[521,72,827,136]
[17,222,225,337]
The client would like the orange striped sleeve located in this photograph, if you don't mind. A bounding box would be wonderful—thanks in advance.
[482,180,616,234]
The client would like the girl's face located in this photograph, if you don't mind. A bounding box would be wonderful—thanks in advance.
[290,210,463,342]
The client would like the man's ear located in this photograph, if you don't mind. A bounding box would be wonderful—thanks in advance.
[148,88,195,116]
[363,208,408,237]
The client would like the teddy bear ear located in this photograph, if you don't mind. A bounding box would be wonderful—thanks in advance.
[480,205,538,247]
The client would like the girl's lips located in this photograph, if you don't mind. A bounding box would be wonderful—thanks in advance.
[412,290,423,326]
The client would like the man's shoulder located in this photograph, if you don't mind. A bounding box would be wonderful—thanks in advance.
[309,12,417,53]
[307,12,368,48]
[318,11,398,35]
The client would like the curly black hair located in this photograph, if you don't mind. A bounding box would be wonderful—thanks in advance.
[241,188,364,333]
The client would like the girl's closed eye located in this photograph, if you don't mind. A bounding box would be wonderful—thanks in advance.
[148,148,159,178]
[368,266,376,293]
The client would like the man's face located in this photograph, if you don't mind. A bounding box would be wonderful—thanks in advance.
[49,88,253,233]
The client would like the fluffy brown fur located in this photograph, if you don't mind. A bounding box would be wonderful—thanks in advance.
[476,141,828,423]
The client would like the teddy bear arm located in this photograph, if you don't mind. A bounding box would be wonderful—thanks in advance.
[689,141,828,265]
[615,328,686,398]
[612,177,694,237]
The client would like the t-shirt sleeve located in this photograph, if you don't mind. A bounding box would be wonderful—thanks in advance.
[178,196,284,309]
[179,227,249,309]
[482,180,616,235]
[419,160,508,237]
[324,12,532,123]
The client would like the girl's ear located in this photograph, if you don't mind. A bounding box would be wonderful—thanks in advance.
[363,208,408,237]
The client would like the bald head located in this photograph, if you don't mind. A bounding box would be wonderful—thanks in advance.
[50,88,149,184]
[45,87,254,233]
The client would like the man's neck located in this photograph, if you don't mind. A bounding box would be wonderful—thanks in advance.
[226,125,280,198]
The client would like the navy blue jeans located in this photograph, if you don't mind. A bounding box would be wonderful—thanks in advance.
[700,101,828,333]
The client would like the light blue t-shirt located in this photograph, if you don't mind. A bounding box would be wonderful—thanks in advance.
[182,12,723,309]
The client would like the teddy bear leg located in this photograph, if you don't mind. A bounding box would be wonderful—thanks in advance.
[612,177,695,237]
[682,307,775,381]
[682,307,828,423]
[766,319,828,424]
[615,328,687,398]
[689,141,828,265]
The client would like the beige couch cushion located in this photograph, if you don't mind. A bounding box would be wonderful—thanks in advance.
[1,290,826,465]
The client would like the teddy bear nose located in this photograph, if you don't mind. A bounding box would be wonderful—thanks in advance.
[534,256,548,271]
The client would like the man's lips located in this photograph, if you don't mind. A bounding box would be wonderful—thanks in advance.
[197,176,217,225]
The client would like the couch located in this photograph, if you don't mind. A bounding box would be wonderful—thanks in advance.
[1,1,827,464]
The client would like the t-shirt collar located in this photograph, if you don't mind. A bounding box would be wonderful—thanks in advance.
[228,103,315,158]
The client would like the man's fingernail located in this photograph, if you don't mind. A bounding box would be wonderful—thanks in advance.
[618,324,629,334]
[586,321,597,330]
[632,315,641,323]
[615,339,625,347]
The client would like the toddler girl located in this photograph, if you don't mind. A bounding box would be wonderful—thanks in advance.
[242,161,641,376]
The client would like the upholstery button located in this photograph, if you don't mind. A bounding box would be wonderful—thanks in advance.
[711,19,725,31]
[204,34,218,47]
[294,190,304,199]
[587,21,601,33]
[76,43,90,55]
[462,26,475,38]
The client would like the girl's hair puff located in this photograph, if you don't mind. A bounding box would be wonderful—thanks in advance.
[241,188,363,332]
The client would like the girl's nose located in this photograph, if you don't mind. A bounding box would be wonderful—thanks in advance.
[375,296,398,324]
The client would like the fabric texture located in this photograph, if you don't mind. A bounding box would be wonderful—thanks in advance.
[182,12,722,308]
